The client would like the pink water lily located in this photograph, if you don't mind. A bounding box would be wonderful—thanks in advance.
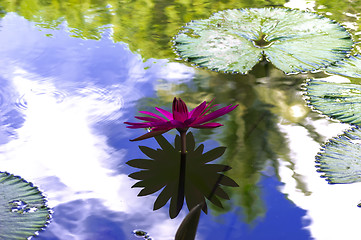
[125,97,238,141]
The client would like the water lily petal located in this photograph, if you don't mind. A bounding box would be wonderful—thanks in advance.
[124,122,153,128]
[173,98,189,121]
[184,117,197,126]
[150,121,178,131]
[135,116,165,122]
[152,126,174,131]
[191,122,223,128]
[125,97,237,141]
[139,111,167,121]
[155,107,173,120]
[130,130,170,141]
[126,120,174,129]
[173,111,188,122]
[199,101,220,118]
[170,119,186,128]
[189,101,207,119]
[194,104,238,125]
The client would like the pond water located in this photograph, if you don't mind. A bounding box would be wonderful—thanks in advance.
[1,0,361,239]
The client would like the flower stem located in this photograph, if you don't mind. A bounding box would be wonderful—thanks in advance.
[177,130,187,214]
[180,130,187,155]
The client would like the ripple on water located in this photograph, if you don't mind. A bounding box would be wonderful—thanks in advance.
[72,85,124,123]
[13,85,68,111]
[14,94,28,110]
[0,83,26,144]
[13,81,124,124]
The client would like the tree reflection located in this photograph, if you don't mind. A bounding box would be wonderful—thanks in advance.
[0,0,286,59]
[127,132,238,219]
[152,63,327,223]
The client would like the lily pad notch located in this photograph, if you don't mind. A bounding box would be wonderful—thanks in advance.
[173,8,353,74]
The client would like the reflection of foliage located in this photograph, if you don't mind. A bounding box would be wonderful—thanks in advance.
[0,0,286,59]
[153,64,320,222]
[127,132,238,219]
[5,0,113,39]
[314,0,361,54]
[2,0,361,59]
[174,8,353,74]
[0,172,50,240]
[3,0,361,59]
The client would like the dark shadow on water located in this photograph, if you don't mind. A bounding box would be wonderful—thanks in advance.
[127,132,238,219]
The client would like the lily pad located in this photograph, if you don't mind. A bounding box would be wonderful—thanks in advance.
[0,172,50,239]
[127,132,238,219]
[316,127,361,184]
[325,54,361,78]
[305,79,361,125]
[174,8,352,74]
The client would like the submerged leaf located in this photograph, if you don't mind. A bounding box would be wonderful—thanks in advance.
[305,79,361,125]
[174,8,352,74]
[0,172,50,240]
[316,127,361,184]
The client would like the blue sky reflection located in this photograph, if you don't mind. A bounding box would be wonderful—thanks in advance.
[0,13,194,239]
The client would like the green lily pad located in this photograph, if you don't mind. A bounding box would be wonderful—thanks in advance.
[316,127,361,184]
[325,55,361,78]
[127,132,238,219]
[0,172,50,240]
[174,8,352,74]
[305,79,361,125]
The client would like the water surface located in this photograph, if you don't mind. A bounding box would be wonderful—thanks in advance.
[0,0,361,239]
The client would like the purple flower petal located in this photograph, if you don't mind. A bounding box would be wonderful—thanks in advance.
[130,130,170,141]
[193,104,238,125]
[125,124,153,129]
[150,121,177,131]
[125,97,238,141]
[170,120,186,128]
[125,120,174,129]
[155,107,173,120]
[173,111,188,123]
[172,98,189,122]
[135,116,165,122]
[189,101,207,119]
[184,117,197,126]
[199,102,220,118]
[191,122,223,128]
[139,111,167,121]
[124,122,152,126]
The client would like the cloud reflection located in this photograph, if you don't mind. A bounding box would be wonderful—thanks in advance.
[278,119,361,240]
[0,14,194,240]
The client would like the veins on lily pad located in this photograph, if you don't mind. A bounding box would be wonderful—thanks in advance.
[315,127,361,184]
[173,8,353,74]
[324,54,361,78]
[126,132,238,219]
[305,79,361,126]
[0,172,51,240]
